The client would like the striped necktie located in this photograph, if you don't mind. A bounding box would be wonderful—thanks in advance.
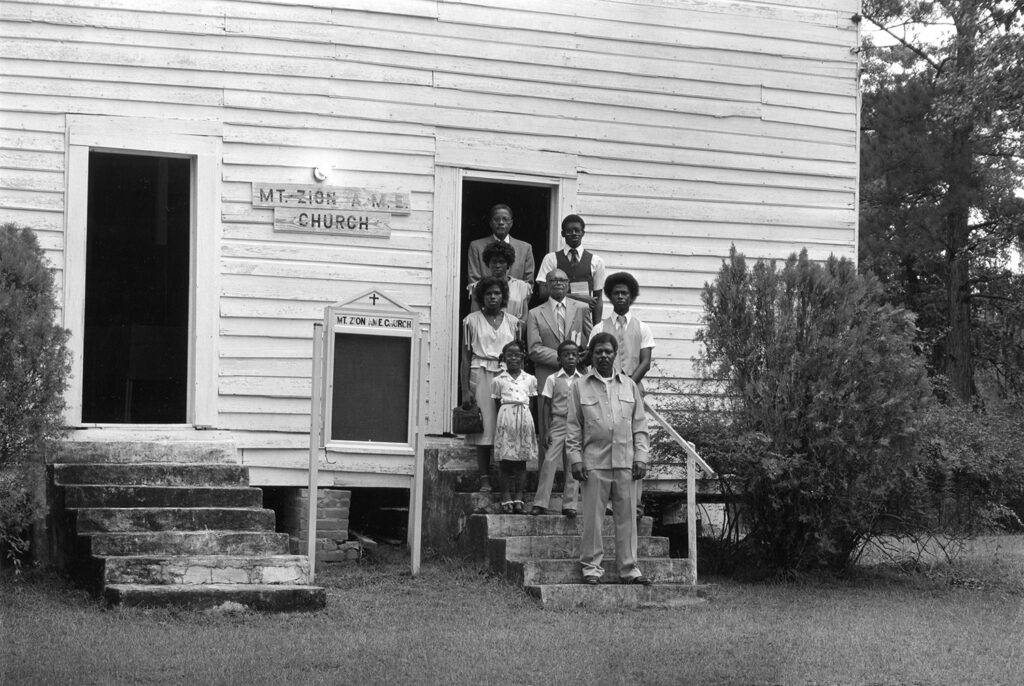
[615,315,627,366]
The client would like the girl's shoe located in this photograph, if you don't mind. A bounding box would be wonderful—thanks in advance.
[500,501,515,514]
[478,475,493,493]
[512,500,525,514]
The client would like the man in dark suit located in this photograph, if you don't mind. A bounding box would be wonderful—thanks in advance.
[467,204,536,285]
[526,268,592,392]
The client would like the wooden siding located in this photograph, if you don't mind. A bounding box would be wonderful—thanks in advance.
[0,0,860,474]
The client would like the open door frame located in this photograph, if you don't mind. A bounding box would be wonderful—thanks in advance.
[63,116,222,427]
[427,141,577,434]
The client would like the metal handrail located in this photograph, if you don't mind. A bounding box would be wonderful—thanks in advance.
[643,398,713,583]
[643,399,716,477]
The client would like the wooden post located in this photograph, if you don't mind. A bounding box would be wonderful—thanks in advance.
[408,335,426,576]
[687,450,697,583]
[307,322,325,582]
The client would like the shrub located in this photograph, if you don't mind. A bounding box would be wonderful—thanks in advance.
[689,247,933,572]
[0,223,71,569]
[912,390,1024,533]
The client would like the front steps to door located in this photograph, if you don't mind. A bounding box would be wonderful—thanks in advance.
[52,460,325,612]
[465,493,709,610]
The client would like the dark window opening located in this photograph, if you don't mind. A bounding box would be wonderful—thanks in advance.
[82,152,191,423]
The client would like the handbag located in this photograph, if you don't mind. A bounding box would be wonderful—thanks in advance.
[452,401,484,434]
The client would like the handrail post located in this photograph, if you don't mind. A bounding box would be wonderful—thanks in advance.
[687,446,697,582]
[642,398,707,584]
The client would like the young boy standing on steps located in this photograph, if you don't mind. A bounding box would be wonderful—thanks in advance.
[531,341,583,517]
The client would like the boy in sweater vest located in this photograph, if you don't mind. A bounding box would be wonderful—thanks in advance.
[589,271,654,516]
[537,215,606,323]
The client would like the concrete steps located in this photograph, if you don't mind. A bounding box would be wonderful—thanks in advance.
[506,556,695,586]
[526,583,709,610]
[467,505,707,610]
[64,485,264,508]
[490,534,669,561]
[53,457,325,612]
[103,583,325,612]
[83,531,290,556]
[73,507,276,533]
[55,463,249,487]
[100,555,310,586]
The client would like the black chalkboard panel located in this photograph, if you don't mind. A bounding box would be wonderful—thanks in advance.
[330,333,411,443]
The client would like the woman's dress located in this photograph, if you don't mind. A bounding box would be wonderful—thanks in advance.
[463,310,520,447]
[491,371,539,462]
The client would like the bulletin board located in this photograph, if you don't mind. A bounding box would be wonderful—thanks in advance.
[322,291,420,450]
[309,289,426,577]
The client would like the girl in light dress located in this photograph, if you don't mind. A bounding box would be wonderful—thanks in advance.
[490,340,539,514]
[460,276,522,493]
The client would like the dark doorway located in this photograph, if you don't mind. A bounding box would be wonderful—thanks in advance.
[458,181,553,409]
[82,152,191,423]
[459,180,552,323]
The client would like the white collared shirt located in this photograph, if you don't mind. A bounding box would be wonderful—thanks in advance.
[541,366,582,399]
[536,244,606,289]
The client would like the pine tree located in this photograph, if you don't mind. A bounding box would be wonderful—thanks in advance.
[0,223,71,466]
[860,0,1024,399]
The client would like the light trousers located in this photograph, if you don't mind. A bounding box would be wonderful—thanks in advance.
[579,467,642,580]
[532,419,579,512]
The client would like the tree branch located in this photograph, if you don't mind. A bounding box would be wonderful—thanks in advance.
[969,293,1018,303]
[862,13,945,72]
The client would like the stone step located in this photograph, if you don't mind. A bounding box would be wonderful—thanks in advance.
[455,492,663,516]
[100,555,310,586]
[54,463,248,487]
[73,507,276,533]
[455,492,573,515]
[525,583,709,610]
[490,535,669,562]
[506,556,695,586]
[469,513,653,538]
[64,485,262,509]
[84,531,289,556]
[55,438,238,465]
[103,583,326,612]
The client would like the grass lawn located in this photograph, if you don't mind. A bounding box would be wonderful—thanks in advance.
[2,538,1022,686]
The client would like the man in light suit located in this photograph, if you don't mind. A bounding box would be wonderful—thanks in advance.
[526,268,592,392]
[568,332,652,585]
[467,204,536,285]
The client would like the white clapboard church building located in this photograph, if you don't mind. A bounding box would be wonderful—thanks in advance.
[1,0,860,606]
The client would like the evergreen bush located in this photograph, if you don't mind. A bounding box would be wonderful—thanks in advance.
[0,223,71,568]
[689,247,934,572]
[910,390,1024,534]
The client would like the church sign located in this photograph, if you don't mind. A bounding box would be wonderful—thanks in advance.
[251,183,410,237]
